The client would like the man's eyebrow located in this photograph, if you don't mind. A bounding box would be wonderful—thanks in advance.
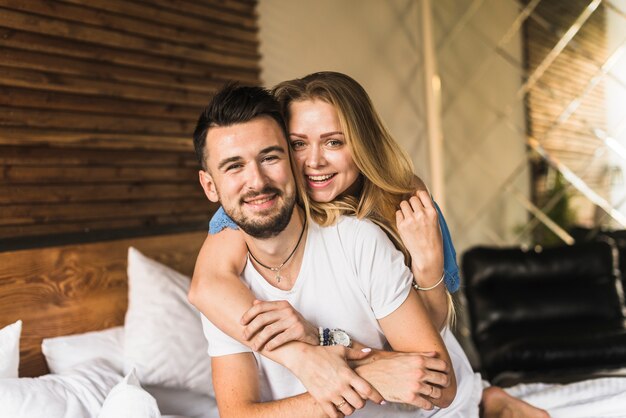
[217,156,243,171]
[259,145,286,155]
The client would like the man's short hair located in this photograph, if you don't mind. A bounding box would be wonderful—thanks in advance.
[193,83,288,170]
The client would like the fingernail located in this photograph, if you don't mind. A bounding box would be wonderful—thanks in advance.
[361,348,372,353]
[380,401,387,405]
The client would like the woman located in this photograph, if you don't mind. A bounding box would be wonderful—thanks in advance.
[189,72,548,418]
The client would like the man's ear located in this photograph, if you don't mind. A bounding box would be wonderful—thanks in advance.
[198,170,219,203]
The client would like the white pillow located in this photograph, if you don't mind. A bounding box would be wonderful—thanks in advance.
[0,359,122,418]
[0,319,22,378]
[42,326,124,374]
[99,368,161,418]
[124,247,213,395]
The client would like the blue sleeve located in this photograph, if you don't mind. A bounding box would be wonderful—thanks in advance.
[208,206,239,235]
[433,201,460,293]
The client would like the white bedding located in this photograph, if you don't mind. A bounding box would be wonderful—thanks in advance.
[508,377,626,418]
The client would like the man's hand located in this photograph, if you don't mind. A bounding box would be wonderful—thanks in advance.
[290,345,384,417]
[241,300,319,350]
[354,350,451,409]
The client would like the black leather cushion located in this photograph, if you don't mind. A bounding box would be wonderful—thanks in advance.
[462,241,626,380]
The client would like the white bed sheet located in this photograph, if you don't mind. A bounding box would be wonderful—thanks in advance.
[507,377,626,418]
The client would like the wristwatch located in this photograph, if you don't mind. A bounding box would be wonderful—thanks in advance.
[329,328,352,348]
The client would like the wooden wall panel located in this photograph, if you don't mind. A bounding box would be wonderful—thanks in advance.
[0,0,259,243]
[0,231,206,376]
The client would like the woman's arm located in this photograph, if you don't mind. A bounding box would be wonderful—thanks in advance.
[188,229,381,414]
[188,229,253,339]
[377,290,457,407]
[396,189,450,330]
[242,300,452,409]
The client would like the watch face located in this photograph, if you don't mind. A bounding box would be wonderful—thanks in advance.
[331,329,351,347]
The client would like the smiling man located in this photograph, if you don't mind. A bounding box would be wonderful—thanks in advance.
[192,83,457,418]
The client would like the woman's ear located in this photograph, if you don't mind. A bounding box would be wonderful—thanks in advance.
[198,170,219,203]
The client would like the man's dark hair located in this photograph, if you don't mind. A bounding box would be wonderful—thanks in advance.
[193,83,288,170]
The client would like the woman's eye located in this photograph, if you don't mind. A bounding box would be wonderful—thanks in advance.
[290,141,306,150]
[327,139,343,147]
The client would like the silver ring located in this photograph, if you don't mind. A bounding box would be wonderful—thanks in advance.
[336,400,347,409]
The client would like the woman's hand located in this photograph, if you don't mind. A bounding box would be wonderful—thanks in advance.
[395,190,444,287]
[291,345,383,417]
[354,350,451,409]
[241,300,319,351]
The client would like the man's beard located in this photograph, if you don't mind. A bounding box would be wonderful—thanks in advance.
[224,186,296,239]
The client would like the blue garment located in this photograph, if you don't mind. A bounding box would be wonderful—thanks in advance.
[209,203,460,293]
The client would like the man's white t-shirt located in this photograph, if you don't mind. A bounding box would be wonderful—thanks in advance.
[201,216,480,417]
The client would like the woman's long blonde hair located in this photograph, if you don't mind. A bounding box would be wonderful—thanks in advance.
[273,72,454,324]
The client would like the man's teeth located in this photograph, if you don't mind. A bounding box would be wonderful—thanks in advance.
[308,174,334,182]
[248,196,273,204]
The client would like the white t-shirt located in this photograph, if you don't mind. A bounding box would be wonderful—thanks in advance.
[202,216,480,417]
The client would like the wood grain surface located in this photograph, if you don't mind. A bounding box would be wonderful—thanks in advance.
[0,231,207,377]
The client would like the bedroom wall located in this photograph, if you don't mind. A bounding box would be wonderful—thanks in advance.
[257,0,528,255]
[0,0,260,248]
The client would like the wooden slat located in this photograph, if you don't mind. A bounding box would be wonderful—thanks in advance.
[0,106,194,136]
[0,145,198,167]
[177,0,257,15]
[0,86,201,121]
[0,231,206,376]
[0,48,225,94]
[0,127,192,150]
[133,0,258,29]
[1,165,199,184]
[0,28,259,82]
[0,198,211,226]
[0,66,212,106]
[0,183,200,204]
[0,214,211,238]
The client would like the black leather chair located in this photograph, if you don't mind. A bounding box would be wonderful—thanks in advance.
[462,240,626,384]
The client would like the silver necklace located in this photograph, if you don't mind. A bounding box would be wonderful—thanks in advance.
[246,219,307,282]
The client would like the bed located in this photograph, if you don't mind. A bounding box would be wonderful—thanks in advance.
[3,231,626,418]
[0,231,219,418]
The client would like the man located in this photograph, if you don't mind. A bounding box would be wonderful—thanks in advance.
[193,83,458,418]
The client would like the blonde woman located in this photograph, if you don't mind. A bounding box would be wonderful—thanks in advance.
[190,72,548,418]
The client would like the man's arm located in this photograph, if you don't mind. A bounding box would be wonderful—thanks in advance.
[212,353,339,418]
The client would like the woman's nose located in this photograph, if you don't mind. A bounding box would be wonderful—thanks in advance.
[306,147,327,168]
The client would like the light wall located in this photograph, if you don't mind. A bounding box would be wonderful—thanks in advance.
[257,0,528,255]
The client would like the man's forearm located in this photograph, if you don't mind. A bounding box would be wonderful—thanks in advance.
[220,393,328,418]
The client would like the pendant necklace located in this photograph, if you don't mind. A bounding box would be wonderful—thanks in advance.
[246,219,307,283]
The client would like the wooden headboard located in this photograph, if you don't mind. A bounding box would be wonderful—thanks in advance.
[0,231,206,377]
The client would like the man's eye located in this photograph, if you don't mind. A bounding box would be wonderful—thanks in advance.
[263,155,279,163]
[226,163,243,171]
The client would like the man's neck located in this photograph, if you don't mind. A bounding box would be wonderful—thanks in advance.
[244,207,307,289]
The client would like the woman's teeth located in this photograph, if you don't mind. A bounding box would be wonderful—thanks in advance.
[308,174,335,182]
